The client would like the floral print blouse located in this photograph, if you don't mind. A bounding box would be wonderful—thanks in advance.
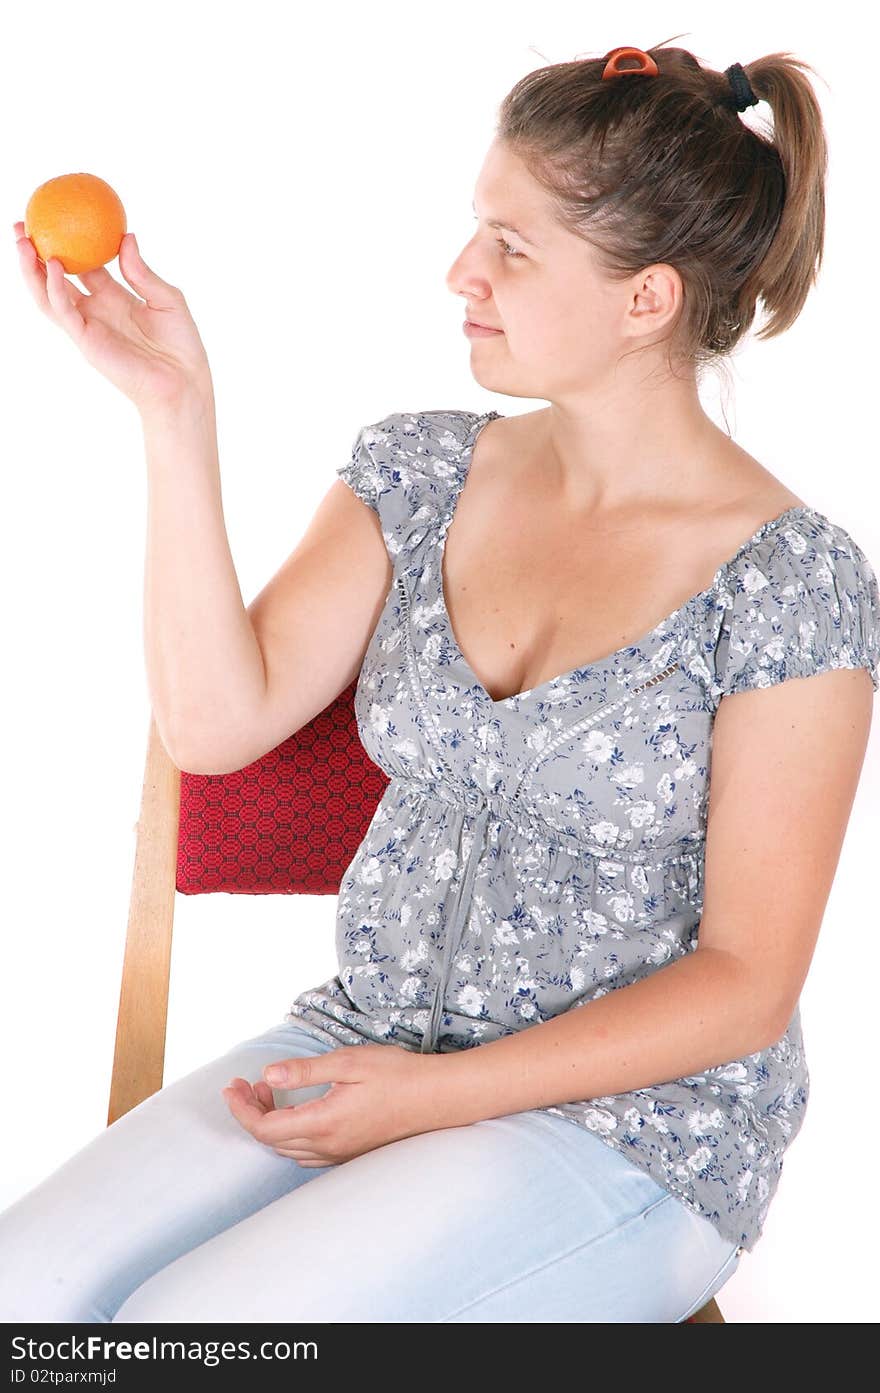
[285,407,880,1253]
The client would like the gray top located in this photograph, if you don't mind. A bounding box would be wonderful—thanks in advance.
[286,408,880,1253]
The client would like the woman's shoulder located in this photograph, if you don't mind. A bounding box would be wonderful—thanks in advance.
[333,408,487,547]
[704,502,880,698]
[721,501,877,591]
[359,407,485,455]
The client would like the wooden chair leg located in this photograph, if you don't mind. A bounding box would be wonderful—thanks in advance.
[107,714,180,1127]
[687,1297,725,1322]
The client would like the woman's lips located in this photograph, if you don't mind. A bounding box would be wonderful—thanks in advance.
[463,320,504,337]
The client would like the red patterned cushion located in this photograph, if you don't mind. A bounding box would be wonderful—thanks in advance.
[175,680,389,895]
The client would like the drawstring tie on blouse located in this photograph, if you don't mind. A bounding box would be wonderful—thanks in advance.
[420,804,491,1054]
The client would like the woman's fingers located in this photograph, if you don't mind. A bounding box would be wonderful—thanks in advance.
[15,222,126,322]
[223,1080,331,1163]
[15,226,52,316]
[44,256,86,339]
[274,1150,327,1165]
[76,263,122,294]
[117,232,183,310]
[15,226,85,335]
[253,1080,276,1109]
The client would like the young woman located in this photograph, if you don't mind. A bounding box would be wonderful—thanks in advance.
[4,42,877,1323]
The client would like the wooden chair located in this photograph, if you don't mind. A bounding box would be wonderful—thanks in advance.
[107,681,726,1324]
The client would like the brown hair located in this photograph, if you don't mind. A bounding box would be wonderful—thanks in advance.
[494,35,828,380]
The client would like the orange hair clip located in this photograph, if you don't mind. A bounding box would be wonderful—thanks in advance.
[601,47,659,80]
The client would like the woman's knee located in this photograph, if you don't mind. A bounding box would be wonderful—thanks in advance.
[0,1021,339,1323]
[0,1189,116,1322]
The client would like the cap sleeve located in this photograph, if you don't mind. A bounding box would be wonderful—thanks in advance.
[711,512,880,700]
[335,409,485,564]
[335,423,383,514]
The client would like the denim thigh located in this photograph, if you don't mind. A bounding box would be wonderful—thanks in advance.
[0,1020,343,1322]
[111,1099,741,1323]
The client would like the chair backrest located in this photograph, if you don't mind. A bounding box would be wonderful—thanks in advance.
[176,679,388,896]
[107,679,387,1125]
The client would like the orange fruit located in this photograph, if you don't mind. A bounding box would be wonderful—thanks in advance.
[24,172,127,275]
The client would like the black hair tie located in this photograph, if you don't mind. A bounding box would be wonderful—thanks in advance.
[724,63,759,112]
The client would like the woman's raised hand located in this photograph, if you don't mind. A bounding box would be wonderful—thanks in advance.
[14,223,214,415]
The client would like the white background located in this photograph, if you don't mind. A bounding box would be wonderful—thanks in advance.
[1,0,876,1324]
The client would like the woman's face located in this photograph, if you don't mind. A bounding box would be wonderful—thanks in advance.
[446,137,680,401]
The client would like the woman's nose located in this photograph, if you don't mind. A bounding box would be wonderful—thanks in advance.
[446,241,483,294]
[445,250,466,292]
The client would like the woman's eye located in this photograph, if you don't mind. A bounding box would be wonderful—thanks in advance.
[470,215,524,259]
[495,236,523,259]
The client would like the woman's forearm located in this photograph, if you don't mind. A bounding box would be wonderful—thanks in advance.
[141,390,268,772]
[430,947,784,1127]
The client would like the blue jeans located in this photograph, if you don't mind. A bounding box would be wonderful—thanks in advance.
[0,1021,741,1322]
